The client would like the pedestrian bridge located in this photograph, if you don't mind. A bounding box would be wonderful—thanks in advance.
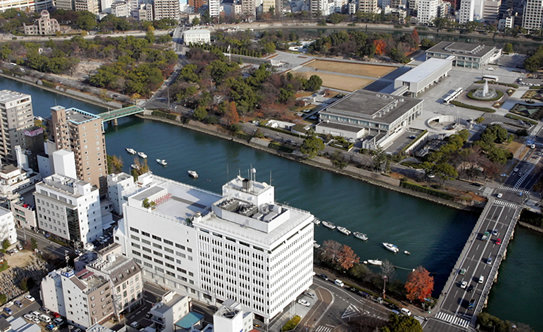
[99,106,144,122]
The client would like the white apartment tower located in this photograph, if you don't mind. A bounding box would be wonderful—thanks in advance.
[418,0,438,23]
[34,174,103,248]
[522,0,543,30]
[0,206,17,245]
[458,0,474,23]
[310,0,328,15]
[153,0,180,20]
[0,90,34,164]
[116,172,314,323]
[209,0,221,17]
[358,0,379,13]
[74,0,100,13]
[107,173,137,215]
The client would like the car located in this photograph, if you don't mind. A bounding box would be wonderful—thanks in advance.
[254,324,262,328]
[349,287,358,293]
[513,168,519,173]
[334,279,345,287]
[33,311,41,317]
[487,257,493,264]
[14,301,23,308]
[297,299,310,307]
[496,238,502,245]
[53,318,64,326]
[24,314,34,320]
[32,318,41,324]
[471,183,482,187]
[459,268,466,275]
[145,313,152,319]
[497,193,503,198]
[40,314,51,323]
[408,135,416,139]
[46,324,57,331]
[52,312,60,319]
[304,292,316,299]
[460,281,467,289]
[478,275,484,284]
[4,308,12,315]
[25,295,35,302]
[492,229,498,236]
[400,308,411,316]
[467,285,474,293]
[318,274,329,281]
[130,322,140,328]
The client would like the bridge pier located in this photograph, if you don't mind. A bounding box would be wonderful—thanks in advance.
[113,118,118,126]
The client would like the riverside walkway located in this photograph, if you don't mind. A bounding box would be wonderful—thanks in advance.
[425,199,521,331]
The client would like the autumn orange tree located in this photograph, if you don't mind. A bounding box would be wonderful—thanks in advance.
[226,101,240,125]
[320,240,359,270]
[405,266,434,302]
[373,39,387,56]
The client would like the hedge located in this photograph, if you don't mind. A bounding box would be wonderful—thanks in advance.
[450,100,496,113]
[268,142,294,153]
[41,80,56,89]
[505,113,538,125]
[400,180,455,200]
[400,130,428,154]
[474,80,519,88]
[281,315,301,331]
[152,110,177,120]
[234,132,252,141]
[519,209,543,227]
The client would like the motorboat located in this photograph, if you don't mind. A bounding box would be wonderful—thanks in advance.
[130,164,140,170]
[321,221,336,230]
[366,260,383,266]
[137,152,147,159]
[188,170,198,178]
[156,159,167,166]
[126,148,136,155]
[383,242,400,253]
[337,226,351,236]
[354,232,368,241]
[404,250,411,255]
[313,241,321,249]
[313,219,321,225]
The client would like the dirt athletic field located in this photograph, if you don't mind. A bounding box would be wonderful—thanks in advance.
[306,60,397,78]
[294,71,373,92]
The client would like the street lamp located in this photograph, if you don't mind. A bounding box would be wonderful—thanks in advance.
[383,275,387,299]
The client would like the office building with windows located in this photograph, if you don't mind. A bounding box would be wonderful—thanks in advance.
[0,90,34,164]
[115,172,314,323]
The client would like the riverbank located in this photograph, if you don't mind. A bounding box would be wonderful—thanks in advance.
[136,113,482,213]
[518,221,543,233]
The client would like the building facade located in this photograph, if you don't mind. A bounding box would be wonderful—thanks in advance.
[40,268,114,329]
[426,41,498,68]
[418,0,438,23]
[0,207,17,245]
[0,90,34,164]
[214,299,254,332]
[34,174,102,248]
[0,0,54,12]
[106,173,137,216]
[50,106,107,194]
[394,57,453,96]
[358,0,379,12]
[182,29,211,44]
[148,292,191,332]
[115,172,314,323]
[74,0,99,13]
[55,0,74,10]
[11,202,37,230]
[522,0,543,30]
[153,0,180,20]
[23,10,61,35]
[458,0,474,23]
[111,1,130,17]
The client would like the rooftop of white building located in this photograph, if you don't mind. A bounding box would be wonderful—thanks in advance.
[38,174,92,197]
[395,57,453,84]
[0,90,31,104]
[0,206,11,217]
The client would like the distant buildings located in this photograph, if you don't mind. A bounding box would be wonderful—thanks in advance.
[55,0,74,11]
[182,29,211,44]
[115,172,314,323]
[426,41,499,68]
[418,0,439,24]
[0,90,34,164]
[111,1,130,17]
[74,0,100,13]
[0,0,53,12]
[522,0,543,31]
[0,206,17,245]
[153,0,180,20]
[23,10,61,35]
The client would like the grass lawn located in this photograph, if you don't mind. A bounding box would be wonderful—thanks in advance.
[294,71,373,92]
[307,60,396,78]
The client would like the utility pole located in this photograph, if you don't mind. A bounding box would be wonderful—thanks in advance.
[383,275,387,299]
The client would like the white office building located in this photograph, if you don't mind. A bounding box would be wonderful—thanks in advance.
[182,29,211,44]
[0,206,17,245]
[0,90,34,164]
[34,174,102,248]
[107,173,137,216]
[522,0,543,31]
[458,0,474,23]
[214,299,254,332]
[209,0,220,16]
[418,0,438,23]
[115,172,314,323]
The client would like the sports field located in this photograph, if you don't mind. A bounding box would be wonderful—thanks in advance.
[294,71,373,92]
[307,60,396,78]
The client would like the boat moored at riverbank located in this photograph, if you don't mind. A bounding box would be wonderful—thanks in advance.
[138,151,147,159]
[156,159,167,166]
[354,232,368,241]
[188,170,198,178]
[126,148,136,154]
[322,221,336,230]
[383,242,399,253]
[337,226,351,236]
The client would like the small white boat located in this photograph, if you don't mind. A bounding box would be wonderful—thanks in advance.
[138,152,147,159]
[313,219,321,225]
[313,241,321,249]
[367,260,383,266]
[404,250,411,255]
[354,232,368,241]
[156,159,167,166]
[126,148,136,155]
[337,226,351,236]
[383,242,400,253]
[130,164,140,170]
[321,221,336,230]
[188,170,198,178]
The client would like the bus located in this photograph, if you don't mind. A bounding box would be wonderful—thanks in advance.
[482,75,499,82]
[444,87,463,104]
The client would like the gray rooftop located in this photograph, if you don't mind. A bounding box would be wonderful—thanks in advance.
[52,107,100,125]
[427,41,496,58]
[316,121,364,133]
[322,90,423,125]
[151,293,185,315]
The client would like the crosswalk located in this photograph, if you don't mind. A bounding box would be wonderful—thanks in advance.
[435,312,471,328]
[314,326,333,332]
[493,200,520,209]
[496,186,530,195]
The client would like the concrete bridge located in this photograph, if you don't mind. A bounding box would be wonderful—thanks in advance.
[99,105,145,125]
[425,199,521,331]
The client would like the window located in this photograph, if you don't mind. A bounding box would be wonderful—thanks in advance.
[141,231,150,237]
[130,227,139,233]
[164,239,173,245]
[153,243,162,249]
[152,235,162,241]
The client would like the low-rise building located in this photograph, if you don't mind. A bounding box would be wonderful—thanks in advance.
[23,10,60,35]
[40,267,114,329]
[0,165,39,197]
[0,206,17,245]
[394,57,453,97]
[11,202,37,230]
[107,173,137,216]
[426,41,499,68]
[213,299,254,332]
[182,29,211,44]
[148,292,192,332]
[111,1,130,16]
[138,4,153,20]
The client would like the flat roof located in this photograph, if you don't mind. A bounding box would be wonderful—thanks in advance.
[0,90,31,104]
[175,312,204,329]
[322,90,422,125]
[396,58,453,84]
[183,29,210,35]
[63,107,101,125]
[316,121,365,133]
[427,41,496,58]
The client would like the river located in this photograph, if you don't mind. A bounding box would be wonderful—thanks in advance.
[1,77,542,330]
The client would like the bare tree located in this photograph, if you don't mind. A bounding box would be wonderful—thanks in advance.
[320,240,342,265]
[380,259,396,281]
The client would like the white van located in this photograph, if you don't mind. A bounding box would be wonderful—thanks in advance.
[400,308,412,316]
[334,279,344,287]
[478,275,484,284]
[40,314,51,323]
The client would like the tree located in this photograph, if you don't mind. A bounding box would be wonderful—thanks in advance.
[372,146,388,171]
[434,163,458,183]
[320,240,343,265]
[380,259,396,281]
[192,17,200,25]
[145,30,155,44]
[301,131,325,158]
[263,42,276,55]
[405,266,434,302]
[31,238,38,250]
[328,13,344,24]
[383,313,423,332]
[503,43,514,54]
[193,105,208,121]
[107,155,123,174]
[348,264,371,280]
[226,101,239,125]
[411,28,419,45]
[304,75,323,92]
[337,244,359,270]
[2,239,9,250]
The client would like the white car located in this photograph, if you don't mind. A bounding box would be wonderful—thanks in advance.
[297,299,310,307]
[24,314,34,321]
[25,295,35,302]
[400,308,411,316]
[130,322,140,328]
[460,281,467,289]
[496,193,503,198]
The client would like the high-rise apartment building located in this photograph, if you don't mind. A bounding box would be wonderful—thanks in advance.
[188,0,205,12]
[241,0,255,16]
[0,90,34,164]
[358,0,379,13]
[310,0,329,15]
[418,0,438,23]
[115,172,314,323]
[522,0,543,30]
[55,0,74,10]
[34,173,103,248]
[0,206,17,245]
[209,0,220,16]
[152,0,180,20]
[458,0,474,23]
[50,106,107,193]
[74,0,99,13]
